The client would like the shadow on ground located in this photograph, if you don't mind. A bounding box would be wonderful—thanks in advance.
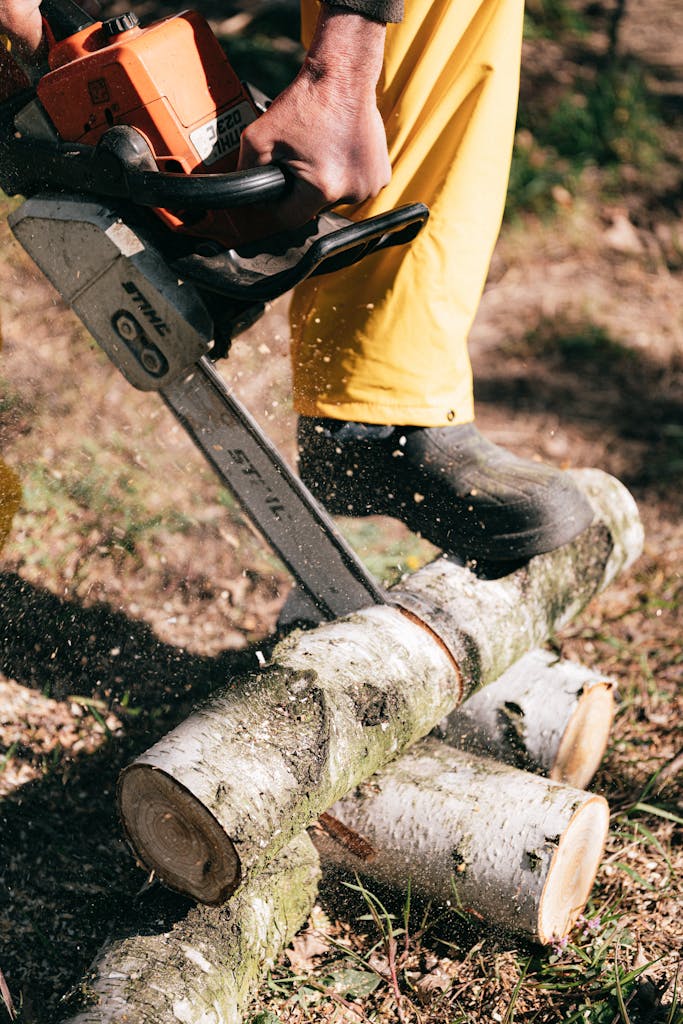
[474,324,683,499]
[0,574,259,1022]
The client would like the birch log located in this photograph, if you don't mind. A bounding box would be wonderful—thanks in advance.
[435,649,616,788]
[60,832,319,1024]
[118,468,642,903]
[315,737,609,944]
[390,469,642,696]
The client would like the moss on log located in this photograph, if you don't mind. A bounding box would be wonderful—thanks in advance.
[118,468,641,903]
[60,833,320,1024]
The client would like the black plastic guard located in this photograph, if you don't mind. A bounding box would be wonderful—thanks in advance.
[172,203,429,303]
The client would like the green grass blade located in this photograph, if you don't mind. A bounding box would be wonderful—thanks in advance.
[629,803,683,825]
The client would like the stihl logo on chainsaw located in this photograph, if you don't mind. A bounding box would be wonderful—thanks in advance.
[121,281,170,336]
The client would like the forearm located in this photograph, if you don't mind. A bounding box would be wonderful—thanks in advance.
[302,4,386,104]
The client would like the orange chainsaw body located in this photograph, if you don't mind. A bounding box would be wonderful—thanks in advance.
[37,10,259,243]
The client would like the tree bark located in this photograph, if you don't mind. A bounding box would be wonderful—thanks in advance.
[60,832,320,1024]
[315,737,609,944]
[390,469,642,696]
[118,468,641,903]
[435,648,616,789]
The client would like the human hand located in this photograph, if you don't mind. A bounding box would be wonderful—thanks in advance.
[0,0,44,61]
[237,4,391,230]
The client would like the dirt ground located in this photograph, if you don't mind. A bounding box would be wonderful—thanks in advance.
[0,0,681,1022]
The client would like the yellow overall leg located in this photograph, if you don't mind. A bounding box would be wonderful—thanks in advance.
[291,0,524,426]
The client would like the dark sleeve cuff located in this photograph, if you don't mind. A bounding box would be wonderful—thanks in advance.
[322,0,404,24]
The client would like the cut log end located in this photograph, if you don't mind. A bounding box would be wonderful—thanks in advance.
[437,651,617,789]
[538,794,609,945]
[118,765,240,904]
[550,682,615,789]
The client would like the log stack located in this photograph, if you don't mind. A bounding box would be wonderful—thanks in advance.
[61,468,642,1022]
[315,649,618,944]
[117,469,638,904]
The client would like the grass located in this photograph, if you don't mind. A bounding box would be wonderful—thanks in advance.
[255,862,680,1023]
[505,132,574,219]
[15,457,191,575]
[506,1,668,220]
[0,375,24,417]
[506,61,665,218]
[542,64,663,170]
[506,317,636,369]
[523,0,590,38]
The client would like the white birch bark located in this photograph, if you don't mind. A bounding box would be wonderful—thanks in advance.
[118,468,641,903]
[316,737,609,944]
[435,649,616,788]
[60,832,319,1024]
[119,605,459,904]
[391,468,643,695]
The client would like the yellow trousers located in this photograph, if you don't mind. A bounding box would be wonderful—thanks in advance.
[291,0,524,426]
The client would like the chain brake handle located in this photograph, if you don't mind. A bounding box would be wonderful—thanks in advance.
[173,204,429,304]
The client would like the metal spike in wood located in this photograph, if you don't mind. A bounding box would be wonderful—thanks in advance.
[118,468,642,904]
[60,832,320,1024]
[314,737,610,944]
[435,648,617,789]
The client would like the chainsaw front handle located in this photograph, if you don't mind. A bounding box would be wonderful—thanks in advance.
[127,164,289,208]
[173,204,430,302]
[0,125,291,207]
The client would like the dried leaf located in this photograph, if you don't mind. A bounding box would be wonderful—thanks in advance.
[415,966,453,1004]
[286,929,329,973]
[320,967,380,999]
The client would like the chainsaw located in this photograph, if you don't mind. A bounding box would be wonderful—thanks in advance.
[0,0,429,623]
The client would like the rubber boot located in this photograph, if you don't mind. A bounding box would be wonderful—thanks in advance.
[297,418,594,568]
